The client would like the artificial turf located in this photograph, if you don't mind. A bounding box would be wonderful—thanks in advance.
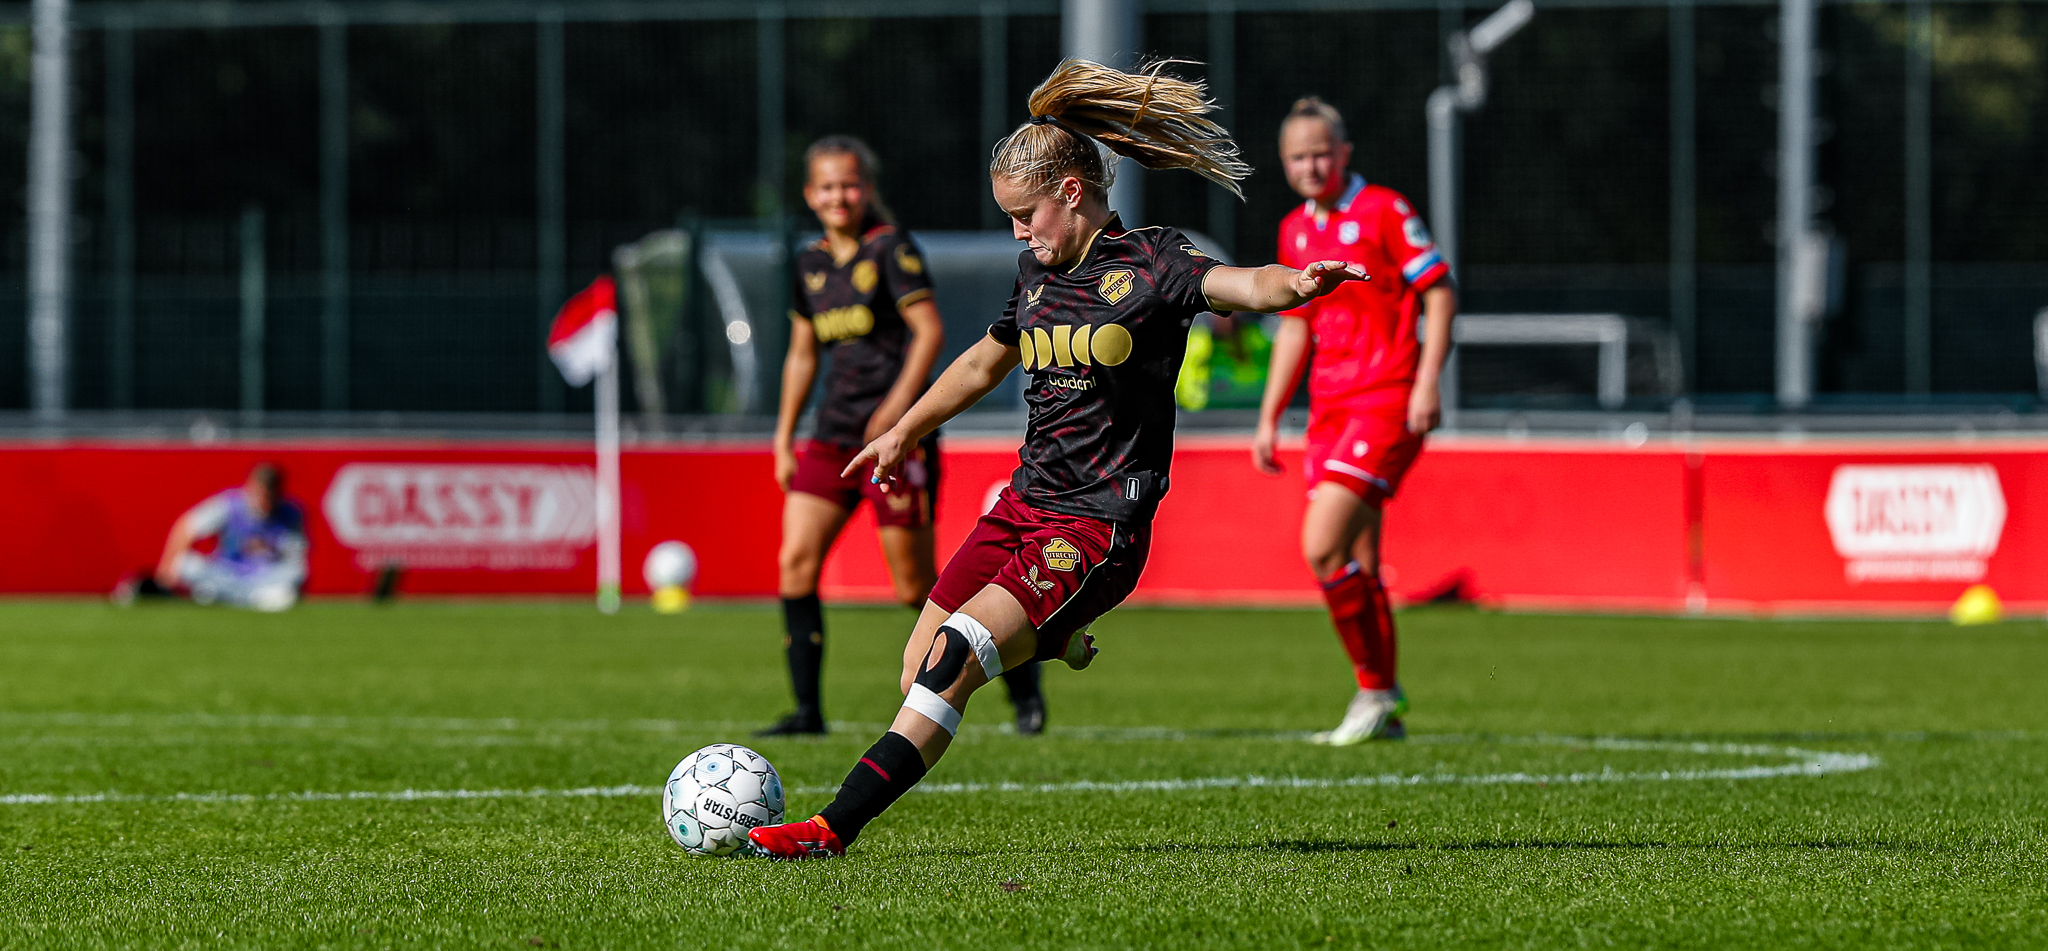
[0,599,2043,949]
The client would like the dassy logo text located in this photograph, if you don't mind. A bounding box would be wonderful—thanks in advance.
[811,304,874,342]
[1017,322,1134,371]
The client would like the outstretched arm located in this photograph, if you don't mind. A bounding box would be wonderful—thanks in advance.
[1201,261,1366,314]
[843,334,1022,483]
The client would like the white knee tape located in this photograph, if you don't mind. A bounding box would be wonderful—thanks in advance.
[903,683,962,736]
[944,612,1006,680]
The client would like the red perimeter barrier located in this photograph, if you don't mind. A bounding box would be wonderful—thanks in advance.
[3,435,2040,615]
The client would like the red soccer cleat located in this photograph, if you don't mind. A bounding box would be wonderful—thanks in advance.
[746,816,845,860]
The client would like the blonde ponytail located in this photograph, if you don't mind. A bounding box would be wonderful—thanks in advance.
[990,59,1251,200]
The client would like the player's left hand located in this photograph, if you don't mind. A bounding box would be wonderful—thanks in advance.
[1293,261,1368,300]
[844,428,910,487]
[1407,379,1442,434]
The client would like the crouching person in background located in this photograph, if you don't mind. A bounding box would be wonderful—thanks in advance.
[115,463,308,612]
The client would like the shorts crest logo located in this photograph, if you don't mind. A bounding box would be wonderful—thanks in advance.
[1043,538,1082,572]
[1098,269,1135,305]
[894,244,924,275]
[851,260,879,294]
[803,272,827,294]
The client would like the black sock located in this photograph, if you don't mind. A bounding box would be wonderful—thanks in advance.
[781,594,824,715]
[817,731,928,846]
[1001,661,1042,704]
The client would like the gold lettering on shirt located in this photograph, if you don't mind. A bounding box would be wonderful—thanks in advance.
[811,304,875,342]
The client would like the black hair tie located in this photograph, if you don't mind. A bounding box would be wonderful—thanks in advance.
[1028,114,1055,125]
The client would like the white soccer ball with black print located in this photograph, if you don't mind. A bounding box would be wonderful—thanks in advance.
[662,743,784,856]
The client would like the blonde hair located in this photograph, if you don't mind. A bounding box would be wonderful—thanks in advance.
[990,59,1251,200]
[1284,96,1348,143]
[803,134,895,225]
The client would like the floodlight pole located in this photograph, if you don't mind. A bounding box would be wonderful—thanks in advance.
[1427,0,1533,426]
[1775,0,1818,408]
[26,0,72,422]
[1064,0,1142,224]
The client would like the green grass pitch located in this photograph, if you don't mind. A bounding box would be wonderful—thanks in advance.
[2,600,2044,949]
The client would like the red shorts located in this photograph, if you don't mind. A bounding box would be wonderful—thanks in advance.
[788,434,940,529]
[929,487,1149,663]
[1304,408,1424,504]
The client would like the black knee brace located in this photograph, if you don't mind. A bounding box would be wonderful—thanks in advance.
[913,626,973,692]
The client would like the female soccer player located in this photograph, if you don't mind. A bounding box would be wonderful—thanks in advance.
[1250,97,1458,745]
[765,136,1048,737]
[748,61,1367,859]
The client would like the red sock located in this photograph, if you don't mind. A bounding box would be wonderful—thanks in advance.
[1320,564,1397,691]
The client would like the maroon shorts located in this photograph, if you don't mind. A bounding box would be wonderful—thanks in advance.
[1304,407,1424,504]
[788,433,940,529]
[929,486,1150,663]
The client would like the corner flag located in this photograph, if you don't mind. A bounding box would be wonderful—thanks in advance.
[548,275,618,387]
[547,274,623,614]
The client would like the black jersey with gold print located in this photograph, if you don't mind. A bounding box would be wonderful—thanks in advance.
[790,222,936,446]
[987,215,1223,524]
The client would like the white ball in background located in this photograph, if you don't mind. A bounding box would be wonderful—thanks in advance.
[643,540,699,590]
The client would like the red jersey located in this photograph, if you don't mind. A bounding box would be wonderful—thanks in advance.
[1277,175,1450,411]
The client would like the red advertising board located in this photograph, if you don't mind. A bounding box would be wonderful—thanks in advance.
[3,434,2041,616]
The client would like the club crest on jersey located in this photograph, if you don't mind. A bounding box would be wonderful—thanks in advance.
[803,271,827,294]
[1043,538,1082,572]
[1025,565,1056,592]
[1017,321,1133,370]
[1338,221,1361,245]
[894,244,924,275]
[1098,269,1135,305]
[852,260,879,294]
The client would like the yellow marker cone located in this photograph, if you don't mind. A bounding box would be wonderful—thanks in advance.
[651,585,690,614]
[1949,584,2002,626]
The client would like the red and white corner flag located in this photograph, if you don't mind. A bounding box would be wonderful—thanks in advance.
[547,275,618,387]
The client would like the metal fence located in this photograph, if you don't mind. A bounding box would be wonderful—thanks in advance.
[1,0,2045,417]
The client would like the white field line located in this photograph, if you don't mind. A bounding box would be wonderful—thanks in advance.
[0,737,1877,807]
[1,712,2024,746]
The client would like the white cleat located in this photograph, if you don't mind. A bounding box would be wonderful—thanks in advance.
[1310,686,1408,746]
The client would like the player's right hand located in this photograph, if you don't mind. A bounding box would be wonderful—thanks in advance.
[1251,422,1285,476]
[773,448,798,492]
[843,429,909,487]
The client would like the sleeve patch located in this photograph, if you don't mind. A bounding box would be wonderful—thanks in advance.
[1402,217,1433,249]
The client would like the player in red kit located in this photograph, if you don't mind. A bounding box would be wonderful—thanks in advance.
[1252,97,1458,745]
[746,61,1367,859]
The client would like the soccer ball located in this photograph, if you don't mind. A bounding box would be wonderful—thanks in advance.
[643,540,699,590]
[662,743,784,856]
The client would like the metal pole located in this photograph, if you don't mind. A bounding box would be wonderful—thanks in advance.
[27,0,72,421]
[1775,0,1816,408]
[537,8,566,413]
[1063,0,1142,225]
[1206,0,1236,257]
[980,0,1009,231]
[319,18,350,412]
[756,2,785,221]
[239,205,266,419]
[594,347,622,615]
[1427,88,1460,280]
[1670,0,1697,395]
[105,18,134,410]
[1903,0,1932,398]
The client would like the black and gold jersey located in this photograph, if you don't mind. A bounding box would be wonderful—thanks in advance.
[988,215,1223,524]
[790,222,936,446]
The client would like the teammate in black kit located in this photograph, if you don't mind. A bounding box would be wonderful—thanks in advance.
[748,62,1366,859]
[765,136,1048,737]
